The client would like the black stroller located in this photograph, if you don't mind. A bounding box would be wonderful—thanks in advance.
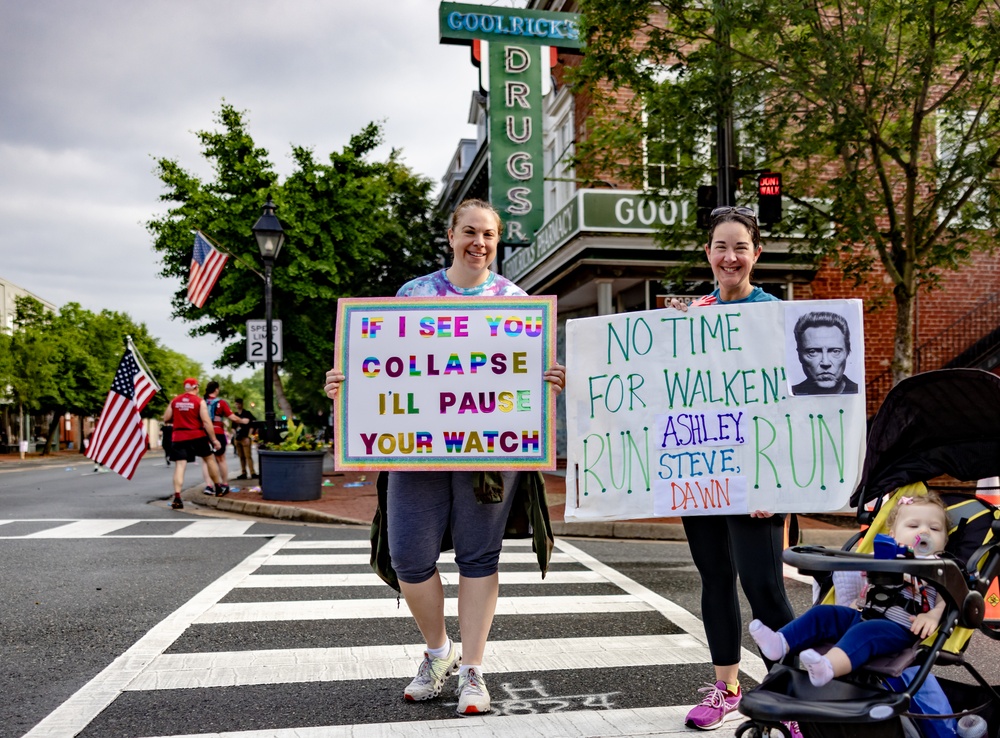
[737,368,1000,738]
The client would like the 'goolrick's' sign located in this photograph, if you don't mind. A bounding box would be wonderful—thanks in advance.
[440,2,582,247]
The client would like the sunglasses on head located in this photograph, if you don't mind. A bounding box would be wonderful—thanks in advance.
[711,206,757,220]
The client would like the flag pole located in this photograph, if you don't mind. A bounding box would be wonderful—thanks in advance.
[125,335,162,392]
[196,230,264,280]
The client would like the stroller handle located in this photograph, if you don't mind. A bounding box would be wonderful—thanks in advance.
[783,545,982,627]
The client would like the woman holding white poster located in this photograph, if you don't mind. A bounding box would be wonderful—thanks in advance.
[324,198,565,717]
[670,206,796,732]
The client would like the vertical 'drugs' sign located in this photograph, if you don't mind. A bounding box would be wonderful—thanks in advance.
[335,296,557,471]
[565,299,867,520]
[439,2,583,246]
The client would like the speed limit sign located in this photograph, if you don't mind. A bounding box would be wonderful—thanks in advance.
[246,320,283,363]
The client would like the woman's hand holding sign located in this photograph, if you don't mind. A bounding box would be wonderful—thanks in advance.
[543,363,566,395]
[324,368,345,399]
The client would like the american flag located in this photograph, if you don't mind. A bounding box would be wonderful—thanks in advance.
[187,231,228,308]
[86,348,158,479]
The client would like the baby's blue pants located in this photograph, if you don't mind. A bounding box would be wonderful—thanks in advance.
[780,604,917,669]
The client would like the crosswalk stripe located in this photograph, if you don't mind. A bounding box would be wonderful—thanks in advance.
[0,519,272,539]
[195,594,654,624]
[138,705,695,738]
[279,538,537,550]
[23,520,141,537]
[260,552,574,566]
[172,520,257,538]
[236,570,606,588]
[125,634,710,690]
[282,540,374,549]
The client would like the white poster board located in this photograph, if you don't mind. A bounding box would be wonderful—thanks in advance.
[565,299,866,520]
[335,296,557,471]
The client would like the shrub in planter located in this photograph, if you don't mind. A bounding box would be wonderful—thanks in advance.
[257,418,329,501]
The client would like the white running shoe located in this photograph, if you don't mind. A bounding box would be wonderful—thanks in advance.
[403,644,460,701]
[456,666,491,715]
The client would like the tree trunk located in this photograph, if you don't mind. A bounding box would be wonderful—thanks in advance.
[42,413,61,456]
[892,286,916,386]
[271,365,294,423]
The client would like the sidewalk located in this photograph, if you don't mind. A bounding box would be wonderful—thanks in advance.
[0,449,858,545]
[181,455,858,547]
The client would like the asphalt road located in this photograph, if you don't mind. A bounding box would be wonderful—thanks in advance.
[2,455,997,737]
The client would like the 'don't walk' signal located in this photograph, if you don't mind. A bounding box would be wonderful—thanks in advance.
[757,171,782,226]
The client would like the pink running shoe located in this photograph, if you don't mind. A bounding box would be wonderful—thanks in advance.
[685,680,742,730]
[783,720,804,738]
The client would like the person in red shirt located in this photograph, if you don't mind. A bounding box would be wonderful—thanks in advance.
[162,378,226,510]
[200,380,251,495]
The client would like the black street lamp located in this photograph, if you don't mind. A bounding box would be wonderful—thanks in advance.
[252,196,285,445]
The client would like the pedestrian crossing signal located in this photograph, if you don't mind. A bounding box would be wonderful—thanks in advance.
[757,172,782,225]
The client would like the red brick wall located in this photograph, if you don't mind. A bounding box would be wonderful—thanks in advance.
[806,251,1000,399]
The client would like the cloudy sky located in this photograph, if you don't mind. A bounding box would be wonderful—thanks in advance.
[1,0,519,380]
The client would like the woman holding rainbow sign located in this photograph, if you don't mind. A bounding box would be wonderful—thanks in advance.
[324,198,565,716]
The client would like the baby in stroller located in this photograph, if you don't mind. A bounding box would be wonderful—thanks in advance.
[735,368,1000,738]
[749,491,948,688]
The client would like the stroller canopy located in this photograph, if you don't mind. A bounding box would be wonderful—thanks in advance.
[852,368,1000,508]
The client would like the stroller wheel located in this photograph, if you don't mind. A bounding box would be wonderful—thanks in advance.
[735,720,766,738]
[735,721,794,738]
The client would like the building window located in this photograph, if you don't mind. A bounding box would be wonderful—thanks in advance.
[544,86,575,213]
[642,82,712,193]
[936,109,992,230]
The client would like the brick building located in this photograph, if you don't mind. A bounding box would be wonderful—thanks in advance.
[436,0,1000,436]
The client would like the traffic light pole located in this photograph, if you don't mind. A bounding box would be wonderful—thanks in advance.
[715,0,737,208]
[716,110,737,207]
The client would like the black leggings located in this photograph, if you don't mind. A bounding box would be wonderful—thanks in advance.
[683,514,795,667]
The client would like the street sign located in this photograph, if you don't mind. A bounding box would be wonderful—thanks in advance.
[246,319,283,363]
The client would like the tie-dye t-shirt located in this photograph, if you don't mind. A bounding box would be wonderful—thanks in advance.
[396,269,526,298]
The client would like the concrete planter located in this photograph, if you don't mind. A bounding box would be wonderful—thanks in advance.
[258,449,325,501]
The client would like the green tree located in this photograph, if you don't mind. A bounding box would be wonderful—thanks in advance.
[6,296,193,454]
[573,0,1000,383]
[147,103,442,420]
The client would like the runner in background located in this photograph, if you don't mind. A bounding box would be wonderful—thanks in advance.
[199,381,250,496]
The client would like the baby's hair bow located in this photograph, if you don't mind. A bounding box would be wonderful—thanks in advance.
[898,496,914,505]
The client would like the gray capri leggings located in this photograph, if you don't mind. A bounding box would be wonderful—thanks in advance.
[387,470,519,584]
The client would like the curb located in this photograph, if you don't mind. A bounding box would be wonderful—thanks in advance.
[551,521,854,546]
[181,485,367,527]
[180,485,856,546]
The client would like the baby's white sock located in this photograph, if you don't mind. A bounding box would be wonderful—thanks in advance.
[800,648,835,687]
[749,619,788,661]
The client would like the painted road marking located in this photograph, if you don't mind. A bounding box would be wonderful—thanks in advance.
[26,535,769,736]
[0,519,271,538]
[139,705,695,738]
[23,520,143,538]
[195,594,654,624]
[22,535,293,738]
[236,569,606,588]
[126,634,709,690]
[259,551,575,566]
